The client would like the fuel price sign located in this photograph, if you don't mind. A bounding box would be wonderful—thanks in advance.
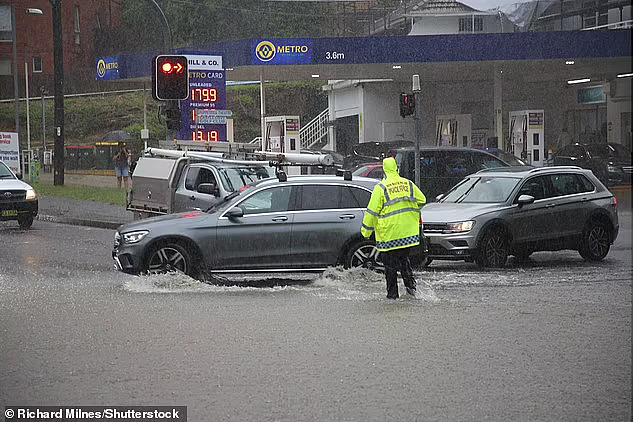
[179,55,227,142]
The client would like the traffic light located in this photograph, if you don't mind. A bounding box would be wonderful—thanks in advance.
[153,55,188,101]
[399,92,415,118]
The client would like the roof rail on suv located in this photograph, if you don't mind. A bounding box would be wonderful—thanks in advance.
[528,166,582,173]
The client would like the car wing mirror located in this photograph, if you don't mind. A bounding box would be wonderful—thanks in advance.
[516,194,535,207]
[226,207,244,219]
[197,183,219,196]
[435,193,444,201]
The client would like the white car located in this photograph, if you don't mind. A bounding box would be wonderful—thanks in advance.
[0,161,38,229]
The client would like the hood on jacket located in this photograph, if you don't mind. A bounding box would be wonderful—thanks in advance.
[383,156,399,178]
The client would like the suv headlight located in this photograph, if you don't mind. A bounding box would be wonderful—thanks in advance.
[444,221,474,233]
[25,189,37,200]
[122,230,149,244]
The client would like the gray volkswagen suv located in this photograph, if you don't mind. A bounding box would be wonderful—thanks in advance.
[421,166,619,267]
[113,173,390,278]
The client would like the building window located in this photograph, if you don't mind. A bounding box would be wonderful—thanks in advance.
[582,0,608,28]
[32,56,42,73]
[0,58,10,76]
[74,5,80,44]
[474,17,483,31]
[459,16,484,32]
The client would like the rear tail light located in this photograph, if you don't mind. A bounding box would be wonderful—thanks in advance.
[612,196,618,208]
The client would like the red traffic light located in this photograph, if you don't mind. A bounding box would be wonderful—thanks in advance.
[160,61,184,75]
[153,55,188,100]
[399,92,415,118]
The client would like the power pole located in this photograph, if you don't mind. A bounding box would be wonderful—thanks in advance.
[51,0,64,185]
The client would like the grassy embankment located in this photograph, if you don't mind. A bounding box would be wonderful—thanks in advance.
[30,182,127,206]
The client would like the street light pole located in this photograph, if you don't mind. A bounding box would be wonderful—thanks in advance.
[11,5,19,149]
[51,0,64,185]
[412,74,422,189]
[25,59,30,151]
[23,8,43,155]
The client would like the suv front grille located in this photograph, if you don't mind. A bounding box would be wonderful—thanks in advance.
[423,223,447,233]
[0,190,26,201]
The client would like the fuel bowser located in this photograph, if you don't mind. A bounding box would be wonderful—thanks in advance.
[264,116,301,175]
[508,110,545,166]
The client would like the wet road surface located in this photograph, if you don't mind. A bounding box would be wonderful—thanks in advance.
[0,213,631,421]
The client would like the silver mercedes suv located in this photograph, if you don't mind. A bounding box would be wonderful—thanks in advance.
[421,166,619,267]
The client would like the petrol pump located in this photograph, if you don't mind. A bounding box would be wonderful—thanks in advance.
[21,150,32,180]
[264,116,301,175]
[508,110,545,166]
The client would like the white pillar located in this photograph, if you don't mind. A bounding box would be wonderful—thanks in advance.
[25,60,31,151]
[326,89,336,151]
[260,69,266,150]
[494,65,503,149]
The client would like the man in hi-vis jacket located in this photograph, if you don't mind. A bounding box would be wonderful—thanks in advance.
[361,157,427,299]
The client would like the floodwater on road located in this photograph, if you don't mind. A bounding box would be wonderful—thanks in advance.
[119,248,632,302]
[1,217,631,422]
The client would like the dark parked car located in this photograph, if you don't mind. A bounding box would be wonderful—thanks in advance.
[0,160,38,229]
[607,142,633,184]
[113,173,421,278]
[343,140,414,170]
[421,166,619,267]
[554,143,631,186]
[394,147,511,201]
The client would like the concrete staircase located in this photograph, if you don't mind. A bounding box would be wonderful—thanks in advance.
[249,108,330,151]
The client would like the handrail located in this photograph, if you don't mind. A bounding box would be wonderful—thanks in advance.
[581,20,633,30]
[300,108,329,150]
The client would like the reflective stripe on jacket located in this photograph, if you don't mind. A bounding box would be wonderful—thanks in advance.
[361,157,427,251]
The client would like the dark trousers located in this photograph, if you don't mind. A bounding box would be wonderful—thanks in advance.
[381,247,416,298]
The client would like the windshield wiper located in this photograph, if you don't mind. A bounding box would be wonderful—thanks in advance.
[455,179,479,203]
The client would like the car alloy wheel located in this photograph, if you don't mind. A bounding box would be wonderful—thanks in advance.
[146,242,191,275]
[346,240,384,272]
[476,228,508,268]
[579,222,610,261]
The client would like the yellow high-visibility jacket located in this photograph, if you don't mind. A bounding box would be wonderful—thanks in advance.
[361,157,427,251]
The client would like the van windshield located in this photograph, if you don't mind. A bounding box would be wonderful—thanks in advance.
[441,176,521,203]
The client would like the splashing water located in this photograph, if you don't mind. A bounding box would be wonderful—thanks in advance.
[121,267,440,302]
[123,272,297,294]
[311,266,440,302]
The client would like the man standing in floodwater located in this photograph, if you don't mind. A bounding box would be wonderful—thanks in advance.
[361,156,427,299]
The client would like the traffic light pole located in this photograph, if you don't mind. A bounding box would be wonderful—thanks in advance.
[413,75,422,190]
[52,0,64,186]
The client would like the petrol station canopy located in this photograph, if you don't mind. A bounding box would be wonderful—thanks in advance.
[96,30,632,85]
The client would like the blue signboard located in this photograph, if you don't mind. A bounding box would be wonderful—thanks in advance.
[178,55,227,142]
[95,56,121,80]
